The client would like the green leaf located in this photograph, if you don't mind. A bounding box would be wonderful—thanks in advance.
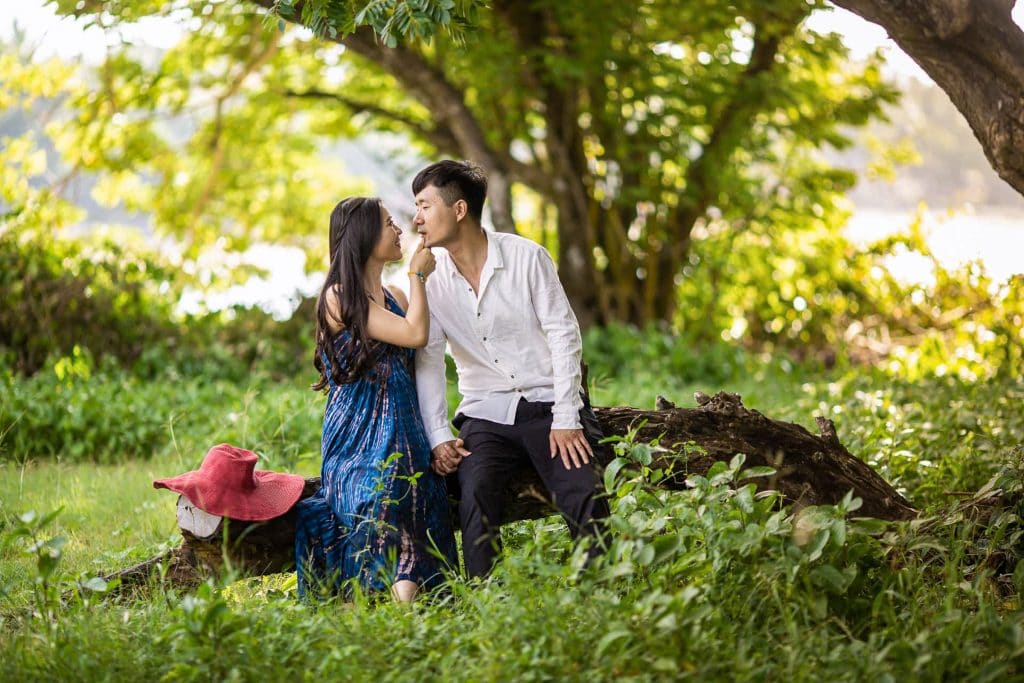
[18,510,38,525]
[81,576,109,592]
[603,457,628,493]
[806,529,830,562]
[839,489,863,513]
[741,466,776,479]
[652,534,682,564]
[595,629,632,658]
[38,506,64,529]
[629,443,653,466]
[707,461,729,479]
[810,564,850,594]
[636,542,655,566]
[830,519,847,548]
[849,518,890,536]
[734,485,755,514]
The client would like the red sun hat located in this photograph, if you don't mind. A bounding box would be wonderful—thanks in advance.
[153,444,305,521]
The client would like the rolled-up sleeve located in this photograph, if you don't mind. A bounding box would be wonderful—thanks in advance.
[529,248,583,429]
[415,311,456,449]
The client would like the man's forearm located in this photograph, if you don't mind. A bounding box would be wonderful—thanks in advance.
[531,249,585,429]
[415,320,455,448]
[549,339,583,429]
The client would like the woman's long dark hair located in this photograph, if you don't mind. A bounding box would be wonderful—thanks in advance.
[312,197,384,390]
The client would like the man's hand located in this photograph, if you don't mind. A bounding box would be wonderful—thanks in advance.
[431,438,470,475]
[550,428,593,470]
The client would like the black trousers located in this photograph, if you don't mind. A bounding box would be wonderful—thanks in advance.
[452,398,611,578]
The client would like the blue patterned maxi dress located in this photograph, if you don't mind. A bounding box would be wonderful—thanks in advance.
[295,290,457,598]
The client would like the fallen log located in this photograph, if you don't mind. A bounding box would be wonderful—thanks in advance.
[103,392,917,597]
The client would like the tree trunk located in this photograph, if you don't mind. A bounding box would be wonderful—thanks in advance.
[103,392,916,597]
[832,0,1024,196]
[553,185,603,329]
[485,166,517,234]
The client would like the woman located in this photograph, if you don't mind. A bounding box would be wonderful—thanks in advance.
[295,196,457,603]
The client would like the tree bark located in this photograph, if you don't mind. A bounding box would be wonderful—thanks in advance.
[103,392,916,597]
[832,0,1024,196]
[491,0,605,327]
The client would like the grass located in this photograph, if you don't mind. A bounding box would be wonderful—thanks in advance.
[2,356,1023,681]
[0,460,179,596]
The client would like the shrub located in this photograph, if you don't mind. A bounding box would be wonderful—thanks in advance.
[0,226,314,382]
[0,349,321,465]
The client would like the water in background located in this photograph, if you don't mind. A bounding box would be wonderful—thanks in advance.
[844,207,1024,287]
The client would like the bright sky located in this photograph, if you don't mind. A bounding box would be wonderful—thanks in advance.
[4,1,184,61]
[804,6,929,80]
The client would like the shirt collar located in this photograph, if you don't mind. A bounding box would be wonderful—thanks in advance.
[446,230,504,277]
[486,231,505,270]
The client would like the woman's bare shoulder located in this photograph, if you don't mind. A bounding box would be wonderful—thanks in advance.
[385,284,409,310]
[323,285,346,333]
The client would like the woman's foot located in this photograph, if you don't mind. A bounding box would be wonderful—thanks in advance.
[391,579,418,603]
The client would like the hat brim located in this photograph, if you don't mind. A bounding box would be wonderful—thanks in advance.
[154,469,306,521]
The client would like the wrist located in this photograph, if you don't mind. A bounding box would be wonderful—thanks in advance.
[407,270,427,284]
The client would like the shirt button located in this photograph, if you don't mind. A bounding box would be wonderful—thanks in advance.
[511,375,515,379]
[482,337,487,341]
[494,359,499,363]
[477,312,481,317]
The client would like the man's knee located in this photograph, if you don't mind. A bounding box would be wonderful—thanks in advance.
[555,464,605,498]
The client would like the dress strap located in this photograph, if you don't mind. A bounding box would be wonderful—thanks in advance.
[382,287,406,316]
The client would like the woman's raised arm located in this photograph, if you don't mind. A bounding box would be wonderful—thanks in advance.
[365,240,435,348]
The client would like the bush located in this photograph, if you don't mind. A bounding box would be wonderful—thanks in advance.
[0,226,314,382]
[0,349,321,465]
[584,322,748,391]
[676,211,1024,379]
[0,227,178,375]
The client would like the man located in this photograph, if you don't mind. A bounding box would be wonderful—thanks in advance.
[412,159,609,579]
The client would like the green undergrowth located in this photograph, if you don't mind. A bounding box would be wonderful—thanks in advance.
[2,442,1023,681]
[2,338,1023,680]
[0,349,324,467]
[2,350,1022,511]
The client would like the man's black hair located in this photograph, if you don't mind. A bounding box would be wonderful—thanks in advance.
[412,160,487,223]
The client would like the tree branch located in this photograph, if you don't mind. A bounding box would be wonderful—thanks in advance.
[283,88,459,152]
[677,23,787,223]
[191,19,281,226]
[505,157,552,195]
[832,0,1024,196]
[650,16,794,311]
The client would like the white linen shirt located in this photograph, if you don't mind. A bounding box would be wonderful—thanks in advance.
[415,231,584,449]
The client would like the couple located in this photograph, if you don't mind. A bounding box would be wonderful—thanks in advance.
[295,160,610,602]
